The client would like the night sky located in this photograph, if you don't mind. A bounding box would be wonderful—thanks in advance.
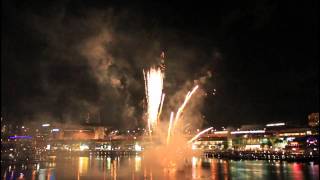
[2,0,318,128]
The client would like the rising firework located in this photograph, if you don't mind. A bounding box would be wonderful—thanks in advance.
[143,67,165,133]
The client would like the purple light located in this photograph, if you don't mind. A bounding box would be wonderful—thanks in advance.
[8,136,32,139]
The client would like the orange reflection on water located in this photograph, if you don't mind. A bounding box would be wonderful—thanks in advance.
[135,155,141,172]
[46,169,51,180]
[110,159,117,180]
[192,156,204,179]
[211,158,217,179]
[192,156,198,179]
[31,170,36,180]
[107,157,111,170]
[223,160,229,180]
[78,157,89,178]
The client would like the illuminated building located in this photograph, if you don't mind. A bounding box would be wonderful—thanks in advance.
[308,112,319,127]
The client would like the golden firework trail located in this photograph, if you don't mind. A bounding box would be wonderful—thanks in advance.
[165,85,199,144]
[143,67,165,133]
[187,127,213,144]
[172,85,199,130]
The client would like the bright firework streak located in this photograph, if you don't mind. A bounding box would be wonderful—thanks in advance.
[143,67,165,132]
[172,85,199,130]
[187,127,213,144]
[157,93,166,123]
[166,112,175,145]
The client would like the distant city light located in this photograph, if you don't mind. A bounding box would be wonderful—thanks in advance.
[231,130,265,134]
[245,144,260,150]
[52,128,60,132]
[80,144,89,151]
[64,129,91,132]
[214,131,229,134]
[42,124,50,127]
[266,123,285,127]
[279,132,305,137]
[9,136,32,139]
[134,144,142,152]
[286,137,295,141]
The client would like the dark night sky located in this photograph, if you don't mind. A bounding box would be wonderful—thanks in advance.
[2,0,318,128]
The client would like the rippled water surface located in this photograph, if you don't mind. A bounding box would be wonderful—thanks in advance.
[1,156,319,180]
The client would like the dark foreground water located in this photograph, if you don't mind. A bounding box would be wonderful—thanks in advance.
[1,155,319,180]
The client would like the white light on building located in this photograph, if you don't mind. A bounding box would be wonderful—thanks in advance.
[80,144,89,151]
[231,130,265,134]
[42,124,50,127]
[266,123,285,127]
[214,131,228,134]
[134,144,142,152]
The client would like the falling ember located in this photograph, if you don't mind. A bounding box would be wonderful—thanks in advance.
[143,67,165,133]
[166,112,175,145]
[187,127,213,144]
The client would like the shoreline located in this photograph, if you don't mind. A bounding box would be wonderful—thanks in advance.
[1,151,319,165]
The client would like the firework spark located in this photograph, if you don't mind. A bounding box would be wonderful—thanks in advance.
[187,127,213,144]
[143,67,165,133]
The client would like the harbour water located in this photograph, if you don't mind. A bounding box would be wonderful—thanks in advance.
[1,155,319,180]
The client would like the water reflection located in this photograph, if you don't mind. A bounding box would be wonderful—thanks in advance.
[135,155,141,172]
[1,156,319,180]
